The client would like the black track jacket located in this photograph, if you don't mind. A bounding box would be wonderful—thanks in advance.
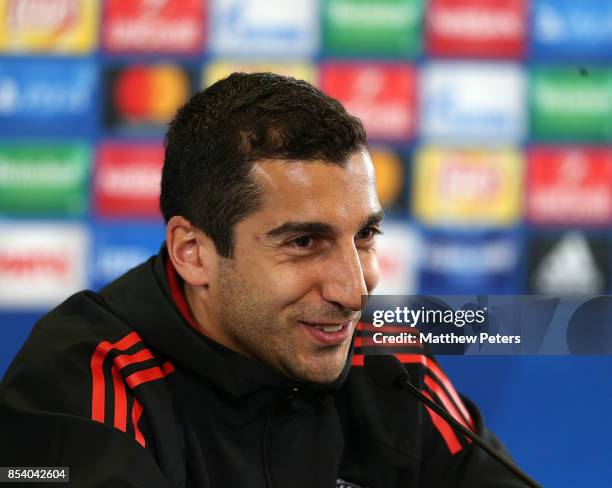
[0,248,529,487]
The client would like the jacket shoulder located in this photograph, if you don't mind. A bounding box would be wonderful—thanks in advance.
[0,291,180,486]
[1,290,139,416]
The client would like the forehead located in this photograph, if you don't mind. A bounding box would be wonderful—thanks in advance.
[250,151,380,227]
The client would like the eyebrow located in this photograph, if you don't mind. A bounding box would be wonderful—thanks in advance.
[264,209,385,239]
[361,209,385,229]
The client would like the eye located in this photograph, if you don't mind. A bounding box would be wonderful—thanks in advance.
[357,226,382,241]
[289,235,314,248]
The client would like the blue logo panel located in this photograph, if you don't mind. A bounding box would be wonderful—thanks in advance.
[531,0,612,59]
[420,63,525,143]
[211,0,318,57]
[418,228,521,294]
[91,222,165,290]
[0,58,98,137]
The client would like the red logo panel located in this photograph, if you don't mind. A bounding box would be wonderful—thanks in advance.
[427,0,526,58]
[527,147,612,225]
[320,63,417,141]
[103,0,205,54]
[95,143,164,218]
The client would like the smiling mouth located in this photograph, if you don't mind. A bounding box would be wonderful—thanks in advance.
[298,320,356,346]
[298,320,354,333]
[298,319,356,332]
[315,324,344,333]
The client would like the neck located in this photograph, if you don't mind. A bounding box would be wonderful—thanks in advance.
[183,283,223,342]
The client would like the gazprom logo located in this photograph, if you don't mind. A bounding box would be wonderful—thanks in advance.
[212,0,318,56]
[421,62,526,143]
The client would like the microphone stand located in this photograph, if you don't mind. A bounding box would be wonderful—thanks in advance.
[395,375,542,488]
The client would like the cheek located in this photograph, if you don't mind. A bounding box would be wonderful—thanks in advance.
[270,266,318,306]
[361,252,380,292]
[242,259,316,308]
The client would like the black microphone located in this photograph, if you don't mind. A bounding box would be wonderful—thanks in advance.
[364,354,542,488]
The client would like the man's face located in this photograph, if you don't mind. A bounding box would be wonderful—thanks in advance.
[210,150,382,384]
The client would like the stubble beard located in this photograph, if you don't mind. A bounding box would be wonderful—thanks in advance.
[215,260,351,384]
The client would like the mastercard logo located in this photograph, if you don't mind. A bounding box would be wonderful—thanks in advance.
[114,64,190,124]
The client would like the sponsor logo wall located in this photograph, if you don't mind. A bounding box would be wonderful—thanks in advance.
[103,62,196,133]
[0,143,90,215]
[94,142,164,217]
[0,0,611,310]
[321,62,418,141]
[0,223,89,308]
[103,0,206,54]
[91,221,165,290]
[531,0,612,59]
[413,146,522,226]
[420,62,526,143]
[0,58,98,136]
[527,232,610,294]
[323,0,423,56]
[526,147,612,226]
[419,229,521,294]
[427,0,527,58]
[0,0,99,53]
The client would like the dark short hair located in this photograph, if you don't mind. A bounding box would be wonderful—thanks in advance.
[160,72,366,257]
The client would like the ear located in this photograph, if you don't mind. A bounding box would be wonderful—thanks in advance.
[166,216,217,287]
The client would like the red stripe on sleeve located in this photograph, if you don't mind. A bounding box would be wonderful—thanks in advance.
[351,352,474,429]
[421,390,463,455]
[125,361,174,390]
[161,361,175,375]
[131,399,145,447]
[424,374,473,437]
[422,357,474,428]
[111,366,127,432]
[114,349,154,370]
[394,353,474,428]
[125,366,165,389]
[90,331,142,423]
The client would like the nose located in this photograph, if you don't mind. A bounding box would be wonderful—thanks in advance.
[321,242,369,312]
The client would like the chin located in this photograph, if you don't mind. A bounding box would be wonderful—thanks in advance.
[293,353,347,384]
[311,370,344,384]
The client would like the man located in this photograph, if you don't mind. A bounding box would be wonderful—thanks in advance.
[0,73,528,487]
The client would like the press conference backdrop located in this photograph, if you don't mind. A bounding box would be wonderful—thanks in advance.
[0,0,611,485]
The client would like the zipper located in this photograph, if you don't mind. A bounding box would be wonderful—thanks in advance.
[262,413,274,488]
[262,388,299,488]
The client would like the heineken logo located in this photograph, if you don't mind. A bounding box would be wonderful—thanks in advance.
[328,1,418,26]
[531,68,612,139]
[0,158,83,186]
[323,0,422,56]
[0,144,89,215]
[535,84,611,113]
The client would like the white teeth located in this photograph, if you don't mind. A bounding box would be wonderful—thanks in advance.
[315,325,343,333]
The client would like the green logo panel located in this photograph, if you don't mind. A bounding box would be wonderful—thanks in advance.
[531,67,612,141]
[0,143,90,215]
[323,0,423,56]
